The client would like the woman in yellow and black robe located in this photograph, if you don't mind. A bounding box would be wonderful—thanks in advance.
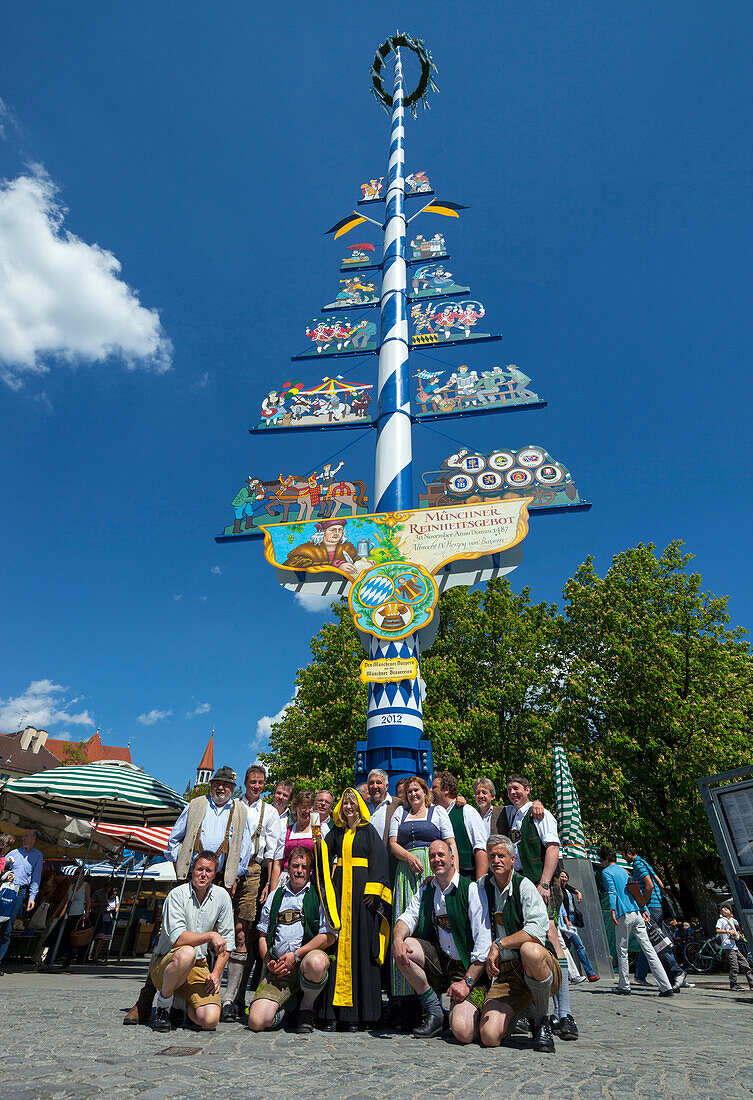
[316,788,391,1030]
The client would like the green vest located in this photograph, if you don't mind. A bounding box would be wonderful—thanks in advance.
[266,883,320,951]
[482,871,525,951]
[414,875,473,971]
[506,805,546,884]
[448,803,474,872]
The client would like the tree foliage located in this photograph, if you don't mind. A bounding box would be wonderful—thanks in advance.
[554,542,752,917]
[61,739,89,766]
[259,542,753,918]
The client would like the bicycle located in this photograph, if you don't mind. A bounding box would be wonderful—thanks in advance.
[684,936,727,973]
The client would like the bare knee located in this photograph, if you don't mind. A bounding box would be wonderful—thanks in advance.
[193,1004,220,1031]
[170,946,197,972]
[235,921,247,952]
[301,950,329,983]
[520,941,549,979]
[479,1019,502,1048]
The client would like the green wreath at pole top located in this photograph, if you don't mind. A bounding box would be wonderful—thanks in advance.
[370,32,439,117]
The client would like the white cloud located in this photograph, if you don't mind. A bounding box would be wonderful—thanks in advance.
[0,679,94,734]
[173,594,183,601]
[186,703,211,719]
[136,708,172,726]
[0,170,172,389]
[294,592,334,613]
[210,565,222,576]
[252,690,297,755]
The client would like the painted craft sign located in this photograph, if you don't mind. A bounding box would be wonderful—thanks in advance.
[341,243,378,269]
[409,234,448,262]
[409,263,469,300]
[410,299,492,346]
[323,277,379,311]
[418,447,584,511]
[359,657,419,684]
[349,562,437,641]
[297,316,378,358]
[220,463,369,537]
[414,365,541,416]
[259,497,530,619]
[256,377,373,430]
[360,171,431,203]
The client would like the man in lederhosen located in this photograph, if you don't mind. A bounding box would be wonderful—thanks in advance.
[392,839,491,1043]
[221,764,282,1021]
[124,765,251,1025]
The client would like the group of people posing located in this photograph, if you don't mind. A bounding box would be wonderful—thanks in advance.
[121,766,679,1053]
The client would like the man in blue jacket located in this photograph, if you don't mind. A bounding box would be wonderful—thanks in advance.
[618,842,685,990]
[598,847,673,997]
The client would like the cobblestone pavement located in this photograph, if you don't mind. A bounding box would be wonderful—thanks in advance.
[1,961,751,1099]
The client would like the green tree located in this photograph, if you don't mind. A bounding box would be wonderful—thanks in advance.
[61,739,89,766]
[421,579,561,800]
[555,541,753,924]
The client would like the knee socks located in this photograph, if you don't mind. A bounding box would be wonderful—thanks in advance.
[223,950,247,1005]
[300,973,328,1011]
[524,971,552,1024]
[553,958,571,1019]
[418,986,443,1020]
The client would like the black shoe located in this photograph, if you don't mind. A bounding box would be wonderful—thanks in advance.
[220,1002,238,1023]
[557,1014,579,1041]
[412,1009,443,1038]
[532,1016,555,1054]
[318,1019,337,1032]
[658,989,674,998]
[151,1007,171,1033]
[510,1014,530,1037]
[729,985,743,991]
[549,1014,560,1033]
[169,1007,184,1030]
[296,1009,315,1034]
[338,1022,359,1033]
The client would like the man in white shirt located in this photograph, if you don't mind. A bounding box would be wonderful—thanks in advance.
[432,772,488,880]
[249,847,336,1034]
[221,764,282,1022]
[366,769,399,846]
[150,851,235,1033]
[392,839,491,1043]
[478,834,560,1054]
[503,773,578,1041]
[314,790,334,837]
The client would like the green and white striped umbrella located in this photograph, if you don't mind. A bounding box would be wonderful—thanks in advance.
[2,763,186,826]
[552,743,588,859]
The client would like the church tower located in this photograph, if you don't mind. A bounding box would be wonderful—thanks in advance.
[195,731,214,787]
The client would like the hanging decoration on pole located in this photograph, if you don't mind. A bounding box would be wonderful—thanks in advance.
[413,364,545,419]
[252,376,374,432]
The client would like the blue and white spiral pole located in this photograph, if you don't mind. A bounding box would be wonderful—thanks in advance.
[356,44,433,792]
[374,46,411,515]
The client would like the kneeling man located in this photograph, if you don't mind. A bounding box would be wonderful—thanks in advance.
[248,846,335,1034]
[392,839,491,1043]
[479,834,561,1054]
[150,850,234,1032]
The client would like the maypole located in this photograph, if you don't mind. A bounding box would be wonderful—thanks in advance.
[363,41,428,786]
[216,32,590,795]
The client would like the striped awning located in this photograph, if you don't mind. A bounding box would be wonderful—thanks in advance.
[3,763,186,826]
[553,743,588,859]
[90,821,171,854]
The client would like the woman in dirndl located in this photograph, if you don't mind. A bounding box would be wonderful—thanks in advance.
[388,776,456,1009]
[275,789,316,872]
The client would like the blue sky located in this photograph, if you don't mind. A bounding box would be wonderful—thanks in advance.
[1,2,751,794]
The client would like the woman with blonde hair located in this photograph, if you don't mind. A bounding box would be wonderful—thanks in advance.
[388,776,456,1009]
[318,788,391,1031]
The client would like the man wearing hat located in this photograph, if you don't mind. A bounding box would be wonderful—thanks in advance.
[282,519,360,577]
[124,766,252,1025]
